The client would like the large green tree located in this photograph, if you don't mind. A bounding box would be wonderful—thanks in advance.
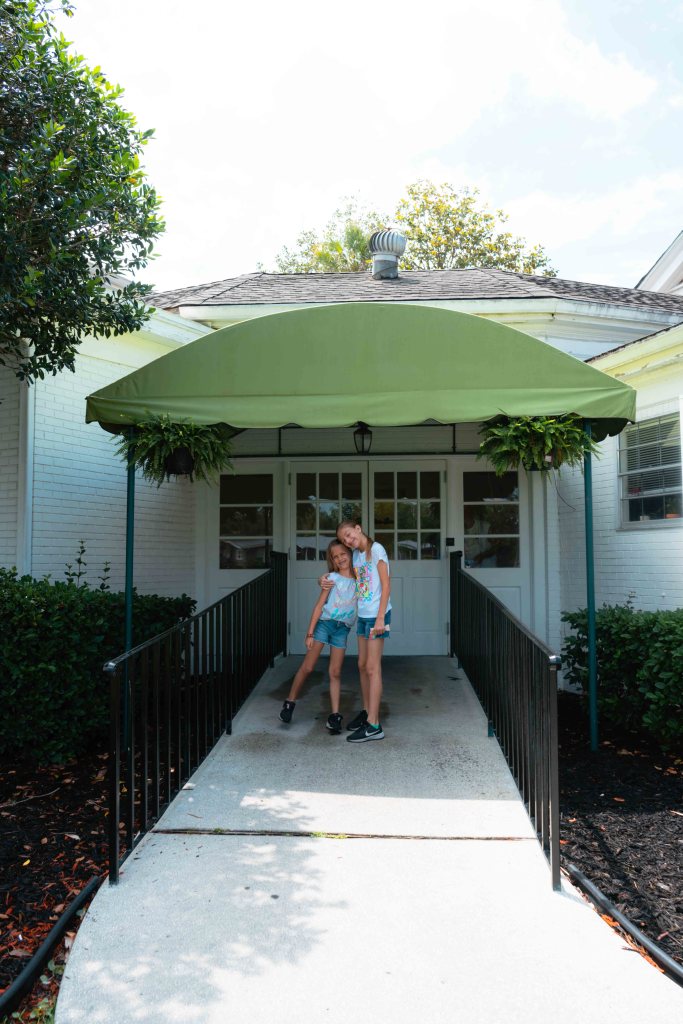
[272,182,555,276]
[0,0,164,385]
[273,200,388,273]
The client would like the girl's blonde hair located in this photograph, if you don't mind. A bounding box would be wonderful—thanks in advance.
[326,539,351,573]
[335,520,374,562]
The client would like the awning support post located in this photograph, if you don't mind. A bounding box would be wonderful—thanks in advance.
[583,420,598,752]
[123,428,136,752]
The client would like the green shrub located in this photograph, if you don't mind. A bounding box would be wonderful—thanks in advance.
[0,568,195,762]
[562,603,683,750]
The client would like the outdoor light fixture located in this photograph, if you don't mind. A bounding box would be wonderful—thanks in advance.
[353,422,372,455]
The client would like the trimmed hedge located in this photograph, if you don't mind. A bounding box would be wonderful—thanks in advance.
[0,568,195,762]
[562,603,683,751]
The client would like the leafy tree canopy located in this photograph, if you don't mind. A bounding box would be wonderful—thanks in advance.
[0,0,165,384]
[272,181,555,277]
[272,200,388,273]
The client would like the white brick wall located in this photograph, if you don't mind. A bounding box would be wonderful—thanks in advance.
[559,389,683,628]
[0,367,21,569]
[31,349,195,598]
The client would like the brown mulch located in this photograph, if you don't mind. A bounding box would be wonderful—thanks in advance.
[0,752,109,1018]
[558,693,683,968]
[1,701,682,1015]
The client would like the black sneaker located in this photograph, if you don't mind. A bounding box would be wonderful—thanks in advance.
[279,700,296,724]
[347,722,384,743]
[346,709,368,731]
[326,713,343,734]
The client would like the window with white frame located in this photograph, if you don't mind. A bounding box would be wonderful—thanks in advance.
[619,414,682,524]
[219,474,273,567]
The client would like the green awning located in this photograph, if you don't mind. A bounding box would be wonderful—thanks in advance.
[85,303,636,437]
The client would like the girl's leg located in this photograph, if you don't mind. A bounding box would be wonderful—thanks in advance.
[287,642,324,701]
[356,637,371,712]
[327,646,345,714]
[365,638,385,724]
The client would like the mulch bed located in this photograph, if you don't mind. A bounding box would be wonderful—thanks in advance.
[1,701,681,1016]
[558,693,683,969]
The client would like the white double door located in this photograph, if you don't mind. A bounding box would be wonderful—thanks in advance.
[290,460,448,656]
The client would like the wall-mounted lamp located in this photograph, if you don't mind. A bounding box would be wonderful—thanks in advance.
[353,422,372,455]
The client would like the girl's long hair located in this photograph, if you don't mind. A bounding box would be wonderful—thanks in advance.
[326,539,352,573]
[336,520,374,562]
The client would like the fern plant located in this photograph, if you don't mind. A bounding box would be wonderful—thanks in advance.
[115,415,233,486]
[478,414,600,476]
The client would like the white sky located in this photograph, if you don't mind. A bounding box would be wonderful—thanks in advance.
[59,0,683,291]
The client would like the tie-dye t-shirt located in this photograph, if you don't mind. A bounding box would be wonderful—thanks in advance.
[353,543,391,618]
[320,573,358,625]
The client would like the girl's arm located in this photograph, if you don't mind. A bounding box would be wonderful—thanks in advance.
[371,560,391,636]
[305,589,329,649]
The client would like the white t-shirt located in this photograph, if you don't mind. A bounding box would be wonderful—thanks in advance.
[353,542,391,618]
[320,572,357,626]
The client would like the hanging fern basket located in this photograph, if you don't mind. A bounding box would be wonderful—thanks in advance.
[477,414,600,476]
[115,415,233,487]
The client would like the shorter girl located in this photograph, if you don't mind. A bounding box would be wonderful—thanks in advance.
[279,540,357,733]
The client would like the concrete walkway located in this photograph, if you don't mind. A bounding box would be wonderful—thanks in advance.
[56,657,683,1024]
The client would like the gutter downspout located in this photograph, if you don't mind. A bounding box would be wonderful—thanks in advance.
[583,421,598,751]
[16,382,35,576]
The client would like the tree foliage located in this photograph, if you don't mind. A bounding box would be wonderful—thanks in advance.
[272,182,555,276]
[0,0,164,384]
[273,200,388,273]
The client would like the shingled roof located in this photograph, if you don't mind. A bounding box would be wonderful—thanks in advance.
[149,267,683,316]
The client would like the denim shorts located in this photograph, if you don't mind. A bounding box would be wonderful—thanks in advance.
[356,609,391,640]
[312,618,351,649]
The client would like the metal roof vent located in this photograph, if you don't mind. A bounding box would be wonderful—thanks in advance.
[369,230,407,280]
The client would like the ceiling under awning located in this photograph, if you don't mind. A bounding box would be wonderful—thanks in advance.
[85,302,636,438]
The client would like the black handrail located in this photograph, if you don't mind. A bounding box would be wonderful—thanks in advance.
[450,551,561,890]
[105,551,288,884]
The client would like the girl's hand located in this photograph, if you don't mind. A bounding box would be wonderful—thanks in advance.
[305,634,315,650]
[318,574,334,590]
[370,615,385,638]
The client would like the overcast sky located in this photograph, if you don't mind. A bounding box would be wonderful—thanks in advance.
[59,0,683,292]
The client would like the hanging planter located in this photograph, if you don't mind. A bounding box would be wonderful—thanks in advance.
[115,414,233,486]
[478,414,600,476]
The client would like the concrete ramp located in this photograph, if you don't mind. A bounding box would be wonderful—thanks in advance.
[56,657,683,1024]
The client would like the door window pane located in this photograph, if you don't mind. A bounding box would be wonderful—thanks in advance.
[397,500,417,529]
[374,472,394,499]
[374,500,394,528]
[464,538,519,568]
[464,504,519,535]
[375,533,394,559]
[296,535,318,560]
[297,473,316,500]
[220,538,271,569]
[220,474,273,569]
[420,472,440,499]
[296,503,316,530]
[341,500,362,522]
[420,500,440,529]
[463,472,518,502]
[220,474,273,504]
[319,473,338,500]
[397,532,418,559]
[421,533,441,559]
[342,473,362,500]
[220,506,272,536]
[319,501,339,530]
[397,472,417,499]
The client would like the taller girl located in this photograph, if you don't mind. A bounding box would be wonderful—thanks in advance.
[336,520,391,742]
